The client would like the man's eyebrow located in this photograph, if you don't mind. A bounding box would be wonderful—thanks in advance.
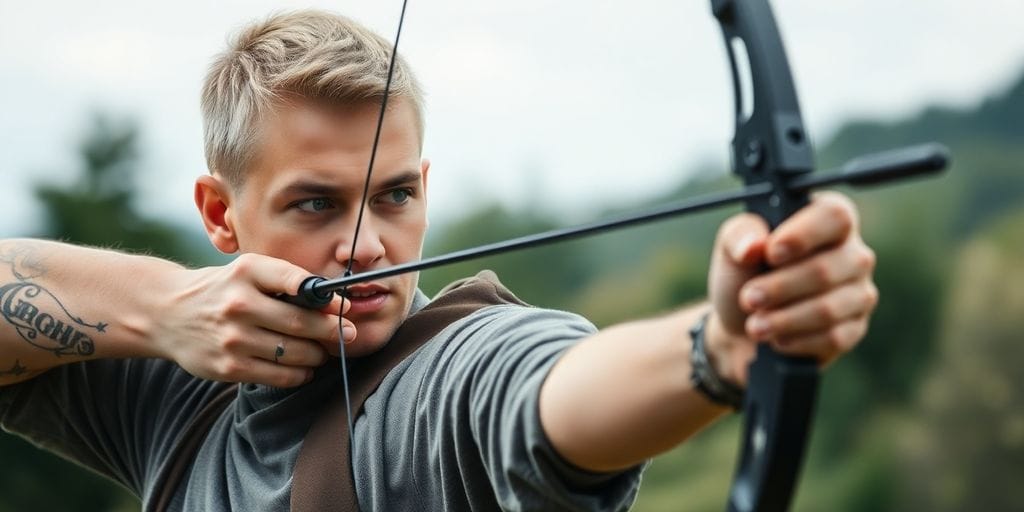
[278,181,345,197]
[278,171,422,198]
[377,170,423,190]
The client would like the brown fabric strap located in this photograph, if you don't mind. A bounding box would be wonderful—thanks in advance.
[151,383,238,512]
[291,271,526,512]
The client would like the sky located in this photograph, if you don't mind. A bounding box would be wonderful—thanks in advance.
[1,0,1022,239]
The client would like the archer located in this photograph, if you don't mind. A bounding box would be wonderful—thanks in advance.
[0,10,877,511]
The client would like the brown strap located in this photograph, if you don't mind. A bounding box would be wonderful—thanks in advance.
[151,383,238,512]
[291,271,526,512]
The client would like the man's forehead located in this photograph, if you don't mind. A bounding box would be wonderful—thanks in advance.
[269,100,381,146]
[244,96,424,197]
[270,96,421,137]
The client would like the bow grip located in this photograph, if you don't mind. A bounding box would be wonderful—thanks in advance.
[280,276,334,309]
[728,346,819,512]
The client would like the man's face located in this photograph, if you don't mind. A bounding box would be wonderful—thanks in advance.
[226,99,429,356]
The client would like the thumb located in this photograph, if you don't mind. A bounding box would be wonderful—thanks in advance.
[717,213,769,268]
[319,295,348,316]
[710,213,769,334]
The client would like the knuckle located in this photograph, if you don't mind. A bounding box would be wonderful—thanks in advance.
[218,327,246,351]
[230,254,256,275]
[216,359,245,381]
[221,292,249,317]
[825,326,848,352]
[858,245,877,273]
[811,259,834,287]
[864,282,880,311]
[832,322,865,353]
[816,299,839,323]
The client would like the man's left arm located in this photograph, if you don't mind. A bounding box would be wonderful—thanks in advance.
[539,192,877,472]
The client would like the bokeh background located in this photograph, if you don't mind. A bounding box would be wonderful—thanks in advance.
[1,1,1022,510]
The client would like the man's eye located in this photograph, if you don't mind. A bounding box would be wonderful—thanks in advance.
[295,198,335,212]
[380,188,412,205]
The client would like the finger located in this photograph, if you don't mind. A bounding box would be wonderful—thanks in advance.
[217,324,329,367]
[739,239,876,310]
[221,254,339,342]
[766,317,870,365]
[716,213,769,266]
[319,295,349,316]
[262,335,330,368]
[239,296,341,345]
[745,280,879,341]
[764,192,859,266]
[206,353,314,387]
[320,319,357,358]
[240,357,315,388]
[229,253,314,296]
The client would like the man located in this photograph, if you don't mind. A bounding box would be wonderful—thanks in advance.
[0,9,878,511]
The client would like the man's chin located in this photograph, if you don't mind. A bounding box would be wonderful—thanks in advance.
[340,321,398,358]
[342,338,386,358]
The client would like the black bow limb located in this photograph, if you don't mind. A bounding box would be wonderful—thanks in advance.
[712,1,817,510]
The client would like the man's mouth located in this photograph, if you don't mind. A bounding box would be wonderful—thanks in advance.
[345,285,390,315]
[348,290,379,298]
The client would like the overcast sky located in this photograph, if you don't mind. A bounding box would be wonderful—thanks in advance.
[2,0,1022,239]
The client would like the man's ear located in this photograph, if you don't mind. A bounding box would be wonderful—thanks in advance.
[194,174,239,254]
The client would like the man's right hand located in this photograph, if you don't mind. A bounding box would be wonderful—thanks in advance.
[153,253,354,388]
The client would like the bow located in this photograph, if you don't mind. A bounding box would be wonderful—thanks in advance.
[284,1,949,510]
[713,1,818,510]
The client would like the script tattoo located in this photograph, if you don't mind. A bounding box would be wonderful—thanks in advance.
[0,244,105,357]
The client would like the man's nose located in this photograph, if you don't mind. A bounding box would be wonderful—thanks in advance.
[336,216,386,271]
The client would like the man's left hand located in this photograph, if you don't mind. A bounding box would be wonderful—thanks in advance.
[706,192,879,386]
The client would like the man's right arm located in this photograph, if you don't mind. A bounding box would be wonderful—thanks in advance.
[0,238,345,388]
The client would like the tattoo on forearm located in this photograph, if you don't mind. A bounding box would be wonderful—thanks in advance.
[0,244,104,357]
[0,243,48,281]
[0,360,28,378]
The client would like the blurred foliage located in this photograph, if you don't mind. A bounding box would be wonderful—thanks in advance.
[2,64,1023,511]
[892,209,1024,511]
[1,112,220,512]
[32,113,223,265]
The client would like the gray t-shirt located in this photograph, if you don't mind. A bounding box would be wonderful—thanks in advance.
[0,292,643,511]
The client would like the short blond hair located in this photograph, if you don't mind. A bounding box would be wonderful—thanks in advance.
[201,9,424,188]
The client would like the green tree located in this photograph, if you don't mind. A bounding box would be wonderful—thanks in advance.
[895,210,1024,511]
[33,113,215,263]
[0,112,218,512]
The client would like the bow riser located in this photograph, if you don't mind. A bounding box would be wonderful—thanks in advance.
[714,1,820,511]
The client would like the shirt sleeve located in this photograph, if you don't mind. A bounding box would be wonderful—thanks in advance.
[0,358,229,498]
[354,304,644,511]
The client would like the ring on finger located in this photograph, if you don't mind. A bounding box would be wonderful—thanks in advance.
[274,341,286,364]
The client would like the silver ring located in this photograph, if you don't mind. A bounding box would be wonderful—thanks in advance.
[274,342,286,364]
